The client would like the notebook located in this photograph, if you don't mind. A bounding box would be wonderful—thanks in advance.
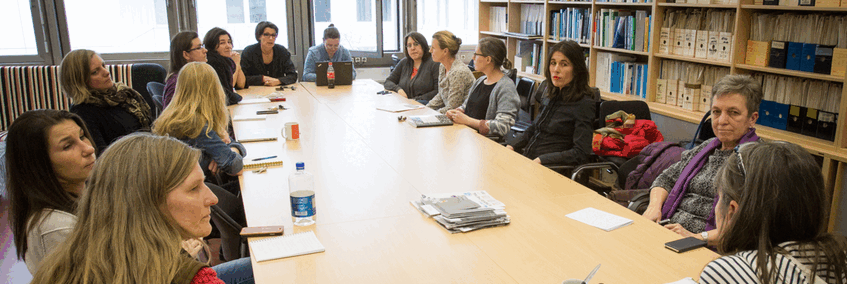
[566,207,633,232]
[407,114,453,127]
[250,231,325,262]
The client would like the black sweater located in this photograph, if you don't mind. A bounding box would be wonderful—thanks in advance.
[206,52,243,105]
[240,43,298,86]
[383,57,440,102]
[71,103,148,154]
[510,93,595,165]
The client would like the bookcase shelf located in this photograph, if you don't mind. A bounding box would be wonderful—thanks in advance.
[481,0,509,3]
[655,53,733,67]
[658,2,737,7]
[593,46,651,56]
[548,39,592,48]
[548,1,594,4]
[511,0,547,3]
[594,2,655,6]
[480,31,509,37]
[518,71,546,81]
[740,4,847,11]
[735,64,846,82]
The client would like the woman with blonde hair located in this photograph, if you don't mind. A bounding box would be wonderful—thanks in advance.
[425,30,475,114]
[154,62,246,182]
[60,49,152,154]
[31,133,253,284]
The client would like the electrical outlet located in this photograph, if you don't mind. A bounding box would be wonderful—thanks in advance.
[460,54,467,60]
[362,57,367,63]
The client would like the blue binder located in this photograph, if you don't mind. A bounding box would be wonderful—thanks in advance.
[785,42,803,71]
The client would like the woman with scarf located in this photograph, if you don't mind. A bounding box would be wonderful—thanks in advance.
[61,49,152,154]
[642,74,762,244]
[203,28,246,101]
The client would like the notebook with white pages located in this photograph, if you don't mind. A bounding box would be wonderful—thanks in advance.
[239,98,272,104]
[566,207,633,232]
[250,231,325,262]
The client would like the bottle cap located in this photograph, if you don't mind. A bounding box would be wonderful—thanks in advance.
[296,162,305,170]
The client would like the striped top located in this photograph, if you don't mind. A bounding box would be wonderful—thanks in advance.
[700,242,843,284]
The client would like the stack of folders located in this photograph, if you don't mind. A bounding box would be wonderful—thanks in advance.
[411,191,510,233]
[550,7,593,44]
[595,52,648,99]
[659,9,734,63]
[594,9,651,52]
[749,13,846,76]
[656,60,729,112]
[754,73,842,141]
[516,40,543,75]
[489,7,509,34]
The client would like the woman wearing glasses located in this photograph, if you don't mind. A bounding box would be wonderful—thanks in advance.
[164,31,242,108]
[302,24,357,82]
[240,21,298,87]
[642,74,762,243]
[699,141,847,284]
[383,32,440,105]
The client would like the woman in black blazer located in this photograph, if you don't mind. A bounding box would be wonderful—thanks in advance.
[240,21,298,86]
[383,32,440,105]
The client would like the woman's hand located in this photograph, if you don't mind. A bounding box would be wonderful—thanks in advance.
[446,108,468,125]
[533,157,542,164]
[642,206,662,223]
[230,51,241,65]
[208,160,220,176]
[397,89,407,99]
[263,76,281,86]
[664,223,696,238]
[505,145,514,151]
[181,238,204,258]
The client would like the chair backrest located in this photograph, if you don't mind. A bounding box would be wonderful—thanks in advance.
[146,82,165,114]
[515,77,536,113]
[504,68,517,83]
[209,204,246,261]
[598,100,652,128]
[685,111,716,149]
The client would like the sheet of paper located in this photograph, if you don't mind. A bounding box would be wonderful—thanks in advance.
[376,104,425,113]
[240,98,272,104]
[232,115,266,121]
[665,277,697,284]
[250,231,325,262]
[566,207,633,232]
[423,191,506,209]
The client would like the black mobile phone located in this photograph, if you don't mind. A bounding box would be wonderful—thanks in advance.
[276,86,284,91]
[664,237,706,253]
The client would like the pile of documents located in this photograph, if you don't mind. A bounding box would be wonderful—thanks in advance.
[411,191,510,233]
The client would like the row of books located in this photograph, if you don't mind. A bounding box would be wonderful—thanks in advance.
[666,0,738,4]
[550,8,592,44]
[656,60,730,112]
[659,9,734,62]
[520,5,545,36]
[754,73,842,141]
[746,13,847,77]
[489,7,508,34]
[595,52,649,98]
[755,0,846,7]
[516,40,543,75]
[594,9,651,52]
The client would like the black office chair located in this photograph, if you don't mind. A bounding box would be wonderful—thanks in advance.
[685,111,715,150]
[504,68,518,83]
[510,77,537,133]
[146,82,165,113]
[131,63,166,118]
[210,204,249,261]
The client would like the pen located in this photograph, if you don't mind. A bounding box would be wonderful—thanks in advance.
[252,155,278,161]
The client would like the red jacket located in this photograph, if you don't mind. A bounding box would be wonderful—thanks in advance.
[593,119,664,158]
[191,267,225,284]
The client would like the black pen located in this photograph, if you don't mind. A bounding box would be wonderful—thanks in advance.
[252,155,277,161]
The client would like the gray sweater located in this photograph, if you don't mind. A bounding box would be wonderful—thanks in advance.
[426,59,475,114]
[25,209,76,274]
[460,75,520,137]
[383,57,440,102]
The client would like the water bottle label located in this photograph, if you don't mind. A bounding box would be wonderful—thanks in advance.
[290,194,315,217]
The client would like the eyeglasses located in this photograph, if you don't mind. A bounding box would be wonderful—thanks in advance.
[262,33,278,38]
[733,142,756,177]
[188,45,205,52]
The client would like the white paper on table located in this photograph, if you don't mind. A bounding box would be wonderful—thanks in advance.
[665,277,698,284]
[232,115,266,121]
[250,231,325,262]
[375,104,425,112]
[239,98,272,104]
[566,207,633,232]
[416,115,441,123]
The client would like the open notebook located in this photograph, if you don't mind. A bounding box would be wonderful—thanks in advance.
[250,231,325,262]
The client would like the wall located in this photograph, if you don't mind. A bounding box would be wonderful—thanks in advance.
[652,113,699,144]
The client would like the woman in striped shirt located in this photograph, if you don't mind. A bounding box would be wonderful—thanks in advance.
[699,141,847,284]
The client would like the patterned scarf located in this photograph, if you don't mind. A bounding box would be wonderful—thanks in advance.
[84,82,151,128]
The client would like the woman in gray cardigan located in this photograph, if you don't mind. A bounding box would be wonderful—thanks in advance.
[446,37,519,137]
[384,32,440,105]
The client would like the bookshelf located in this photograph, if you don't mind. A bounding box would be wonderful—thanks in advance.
[478,0,847,230]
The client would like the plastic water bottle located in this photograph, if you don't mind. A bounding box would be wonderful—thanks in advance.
[327,62,335,89]
[289,162,315,226]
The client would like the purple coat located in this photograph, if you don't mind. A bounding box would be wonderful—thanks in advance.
[625,141,684,191]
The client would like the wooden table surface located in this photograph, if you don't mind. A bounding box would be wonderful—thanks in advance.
[232,80,717,284]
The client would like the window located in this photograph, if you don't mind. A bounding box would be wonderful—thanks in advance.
[313,0,400,54]
[197,0,290,50]
[417,0,478,46]
[1,0,39,56]
[64,0,171,53]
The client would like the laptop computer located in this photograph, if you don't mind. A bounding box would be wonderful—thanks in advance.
[315,61,354,86]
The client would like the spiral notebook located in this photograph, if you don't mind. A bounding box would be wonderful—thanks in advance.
[250,231,325,262]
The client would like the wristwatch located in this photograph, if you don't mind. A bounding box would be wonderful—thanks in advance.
[701,231,709,241]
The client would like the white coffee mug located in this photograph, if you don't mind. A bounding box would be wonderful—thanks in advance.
[282,122,300,140]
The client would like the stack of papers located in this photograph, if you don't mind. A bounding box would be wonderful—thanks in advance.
[411,191,510,233]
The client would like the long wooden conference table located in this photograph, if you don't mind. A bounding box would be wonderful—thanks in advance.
[232,79,717,283]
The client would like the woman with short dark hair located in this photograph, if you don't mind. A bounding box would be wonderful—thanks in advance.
[6,109,95,274]
[240,21,298,87]
[203,27,246,101]
[506,40,595,165]
[302,24,357,82]
[699,141,847,284]
[383,32,440,104]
